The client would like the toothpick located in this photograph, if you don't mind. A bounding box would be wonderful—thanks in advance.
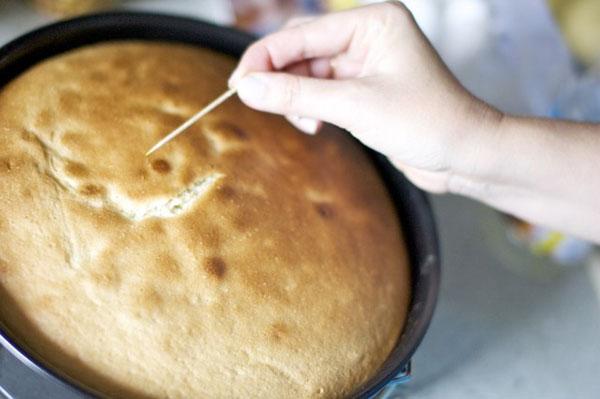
[145,87,237,156]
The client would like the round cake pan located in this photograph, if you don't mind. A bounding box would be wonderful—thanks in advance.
[0,12,441,399]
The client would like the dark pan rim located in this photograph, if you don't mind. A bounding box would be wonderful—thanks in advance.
[0,11,441,399]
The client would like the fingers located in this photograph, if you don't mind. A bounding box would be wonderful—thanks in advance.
[229,9,364,86]
[236,72,359,128]
[282,16,316,29]
[283,58,331,134]
[284,58,333,80]
[286,54,361,80]
[286,115,322,135]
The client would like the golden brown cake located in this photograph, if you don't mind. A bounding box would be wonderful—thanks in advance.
[0,42,410,398]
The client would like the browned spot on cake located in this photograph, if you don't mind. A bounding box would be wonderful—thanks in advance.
[136,168,149,179]
[233,214,252,232]
[160,338,171,352]
[65,161,89,178]
[35,295,55,311]
[213,122,249,140]
[240,268,290,304]
[36,110,54,129]
[136,286,163,310]
[151,159,171,174]
[0,258,10,276]
[183,324,200,338]
[269,322,289,342]
[59,90,83,113]
[93,210,126,229]
[155,113,186,129]
[315,202,335,219]
[110,56,131,71]
[89,71,107,82]
[161,81,179,95]
[150,221,165,234]
[188,135,208,156]
[201,226,221,249]
[179,168,197,186]
[154,254,181,281]
[60,132,82,147]
[80,184,105,196]
[90,262,121,288]
[217,185,236,201]
[161,336,174,352]
[0,157,13,172]
[203,256,226,279]
[20,188,33,199]
[19,128,38,144]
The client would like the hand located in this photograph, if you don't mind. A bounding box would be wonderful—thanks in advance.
[229,2,600,243]
[229,1,502,193]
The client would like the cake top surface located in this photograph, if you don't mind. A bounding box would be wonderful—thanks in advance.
[0,41,410,398]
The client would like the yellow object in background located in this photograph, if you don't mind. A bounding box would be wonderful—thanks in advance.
[548,0,600,66]
[325,0,405,12]
[326,0,361,11]
[505,215,593,266]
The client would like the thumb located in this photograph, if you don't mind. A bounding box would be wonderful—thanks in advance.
[235,72,359,129]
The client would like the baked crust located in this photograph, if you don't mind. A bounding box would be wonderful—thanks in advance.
[0,42,410,398]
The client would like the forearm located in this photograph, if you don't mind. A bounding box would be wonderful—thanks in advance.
[450,114,600,242]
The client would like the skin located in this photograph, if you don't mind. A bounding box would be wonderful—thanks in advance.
[229,2,600,243]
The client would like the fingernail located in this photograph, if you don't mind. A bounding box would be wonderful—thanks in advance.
[296,117,319,135]
[236,74,268,106]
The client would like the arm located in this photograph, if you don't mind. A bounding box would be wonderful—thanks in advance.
[451,116,600,242]
[229,2,600,243]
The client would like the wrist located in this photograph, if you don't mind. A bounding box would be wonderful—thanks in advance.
[445,98,506,197]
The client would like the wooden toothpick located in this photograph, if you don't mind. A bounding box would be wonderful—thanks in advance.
[145,87,237,156]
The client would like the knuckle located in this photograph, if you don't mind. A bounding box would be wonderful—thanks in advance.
[380,1,412,20]
[281,75,302,111]
[283,17,298,28]
[284,16,306,28]
[247,40,265,54]
[243,41,267,61]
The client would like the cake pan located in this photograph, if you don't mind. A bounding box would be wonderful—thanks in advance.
[0,12,440,399]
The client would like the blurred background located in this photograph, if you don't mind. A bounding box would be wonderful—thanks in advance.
[1,1,600,398]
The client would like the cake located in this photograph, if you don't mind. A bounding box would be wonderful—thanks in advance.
[0,41,410,398]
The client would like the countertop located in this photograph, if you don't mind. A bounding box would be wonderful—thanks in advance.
[1,1,599,398]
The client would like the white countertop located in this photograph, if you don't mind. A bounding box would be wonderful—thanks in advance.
[399,196,600,399]
[1,1,599,398]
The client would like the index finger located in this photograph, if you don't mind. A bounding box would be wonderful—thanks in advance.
[229,8,363,86]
